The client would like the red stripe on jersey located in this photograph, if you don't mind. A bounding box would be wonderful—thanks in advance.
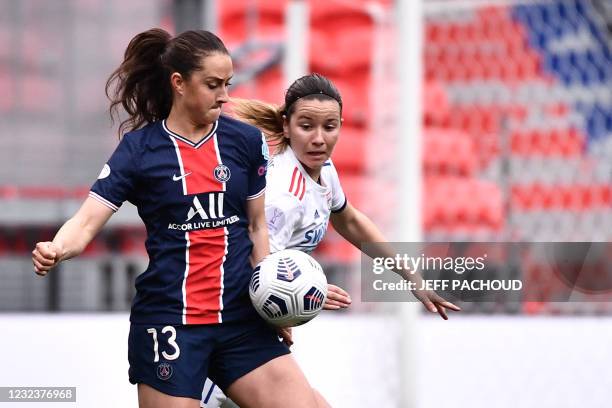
[299,177,306,200]
[289,167,298,195]
[295,174,303,198]
[176,139,226,324]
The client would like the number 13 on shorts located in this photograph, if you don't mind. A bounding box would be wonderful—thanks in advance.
[147,326,181,362]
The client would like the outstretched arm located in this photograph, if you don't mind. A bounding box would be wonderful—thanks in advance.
[330,203,460,319]
[32,197,114,275]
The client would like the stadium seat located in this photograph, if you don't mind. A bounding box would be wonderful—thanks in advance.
[309,27,373,74]
[423,176,505,232]
[331,126,367,174]
[423,128,477,177]
[510,128,584,156]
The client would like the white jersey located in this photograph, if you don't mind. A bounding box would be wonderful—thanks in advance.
[201,147,347,408]
[265,147,347,253]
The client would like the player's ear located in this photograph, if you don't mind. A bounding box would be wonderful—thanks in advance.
[282,115,290,139]
[170,72,184,95]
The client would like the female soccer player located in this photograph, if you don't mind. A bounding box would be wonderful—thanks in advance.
[201,74,460,407]
[234,73,459,317]
[31,29,328,408]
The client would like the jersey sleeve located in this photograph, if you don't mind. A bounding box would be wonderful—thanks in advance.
[89,134,139,212]
[265,192,304,252]
[246,132,269,200]
[327,161,347,213]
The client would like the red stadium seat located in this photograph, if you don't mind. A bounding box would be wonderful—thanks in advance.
[424,176,505,232]
[324,72,370,128]
[511,184,612,211]
[510,128,584,157]
[423,81,449,123]
[423,128,477,177]
[331,127,367,174]
[218,0,286,46]
[310,27,373,74]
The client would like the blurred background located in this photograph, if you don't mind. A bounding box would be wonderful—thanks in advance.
[1,0,611,407]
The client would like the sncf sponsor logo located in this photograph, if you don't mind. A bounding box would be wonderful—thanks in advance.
[168,194,239,231]
[303,224,327,246]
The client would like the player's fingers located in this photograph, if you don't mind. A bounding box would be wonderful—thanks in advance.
[328,284,350,298]
[325,299,349,308]
[32,252,56,267]
[323,304,341,310]
[326,291,351,304]
[439,301,461,311]
[35,242,57,260]
[278,328,293,347]
[421,299,438,314]
[33,262,49,277]
[436,304,449,320]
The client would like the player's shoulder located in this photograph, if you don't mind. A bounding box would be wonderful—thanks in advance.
[121,121,166,150]
[320,158,339,181]
[122,122,167,147]
[218,114,262,141]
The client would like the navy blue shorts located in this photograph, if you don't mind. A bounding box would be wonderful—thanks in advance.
[128,317,290,400]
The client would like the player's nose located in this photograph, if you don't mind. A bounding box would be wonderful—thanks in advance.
[217,86,230,104]
[312,127,325,144]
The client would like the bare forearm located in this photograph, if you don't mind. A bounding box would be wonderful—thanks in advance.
[333,208,386,255]
[249,224,270,268]
[52,216,98,262]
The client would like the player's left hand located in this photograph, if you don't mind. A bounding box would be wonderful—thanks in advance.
[412,289,461,320]
[277,327,293,347]
[324,284,352,310]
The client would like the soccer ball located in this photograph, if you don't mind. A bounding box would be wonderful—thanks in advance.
[249,249,328,327]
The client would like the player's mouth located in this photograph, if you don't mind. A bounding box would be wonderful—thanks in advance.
[307,151,326,159]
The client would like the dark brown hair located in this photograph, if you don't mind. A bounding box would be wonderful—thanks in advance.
[105,28,229,137]
[232,73,342,152]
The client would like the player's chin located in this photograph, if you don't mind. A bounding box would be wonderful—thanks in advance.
[304,153,329,168]
[204,107,222,122]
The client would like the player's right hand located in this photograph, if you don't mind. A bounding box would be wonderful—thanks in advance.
[32,242,60,276]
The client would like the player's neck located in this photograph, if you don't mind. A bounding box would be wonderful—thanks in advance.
[302,164,322,184]
[166,111,213,144]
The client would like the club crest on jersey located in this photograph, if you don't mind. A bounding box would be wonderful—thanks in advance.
[157,363,173,381]
[214,164,231,182]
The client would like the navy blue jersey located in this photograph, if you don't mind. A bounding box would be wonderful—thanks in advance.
[90,115,268,325]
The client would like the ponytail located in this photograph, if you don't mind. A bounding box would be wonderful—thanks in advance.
[106,28,172,138]
[231,98,290,152]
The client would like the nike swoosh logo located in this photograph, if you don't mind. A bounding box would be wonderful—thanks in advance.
[172,172,192,181]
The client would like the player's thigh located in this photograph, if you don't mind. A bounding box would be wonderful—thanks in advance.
[225,354,319,408]
[313,388,332,408]
[138,383,200,408]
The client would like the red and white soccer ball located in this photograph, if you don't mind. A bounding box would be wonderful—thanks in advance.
[249,249,328,327]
